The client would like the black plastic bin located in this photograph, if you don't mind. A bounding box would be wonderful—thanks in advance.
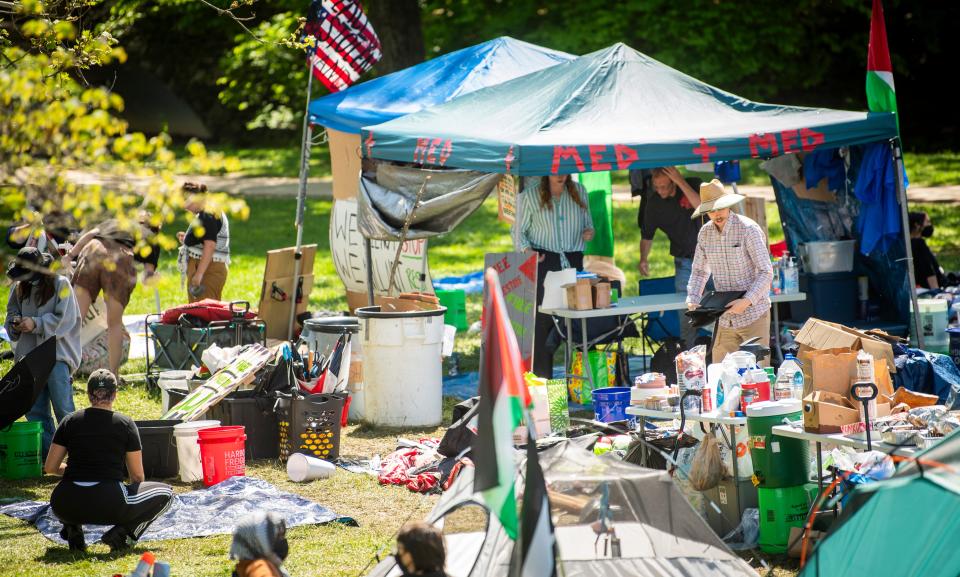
[136,420,182,479]
[205,390,280,460]
[276,393,345,462]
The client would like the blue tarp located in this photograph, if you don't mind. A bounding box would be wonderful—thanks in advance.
[362,43,899,175]
[309,37,573,134]
[0,476,353,545]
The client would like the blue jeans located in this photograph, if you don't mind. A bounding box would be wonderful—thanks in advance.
[675,258,696,347]
[26,361,76,457]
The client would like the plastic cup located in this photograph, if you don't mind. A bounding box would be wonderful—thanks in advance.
[287,453,335,482]
[153,561,171,577]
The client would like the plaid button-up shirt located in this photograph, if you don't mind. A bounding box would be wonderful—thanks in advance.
[686,212,773,329]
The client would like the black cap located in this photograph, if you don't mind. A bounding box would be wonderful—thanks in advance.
[87,369,119,395]
[6,247,49,282]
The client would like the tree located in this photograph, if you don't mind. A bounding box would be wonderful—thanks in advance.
[365,0,425,74]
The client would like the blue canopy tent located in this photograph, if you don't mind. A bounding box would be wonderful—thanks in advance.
[361,42,919,334]
[307,36,574,134]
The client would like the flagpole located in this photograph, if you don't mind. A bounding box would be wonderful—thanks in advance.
[288,66,315,340]
[892,138,923,348]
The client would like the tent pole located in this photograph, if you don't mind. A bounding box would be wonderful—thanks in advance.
[288,70,315,340]
[365,237,375,306]
[892,138,922,348]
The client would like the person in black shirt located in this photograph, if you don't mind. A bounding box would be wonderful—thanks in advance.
[66,215,161,376]
[178,182,231,303]
[44,370,174,552]
[637,167,704,346]
[909,211,947,290]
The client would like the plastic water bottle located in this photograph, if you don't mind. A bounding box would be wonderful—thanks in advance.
[129,552,155,577]
[784,257,799,294]
[771,258,782,296]
[776,355,804,400]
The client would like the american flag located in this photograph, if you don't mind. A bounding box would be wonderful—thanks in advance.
[304,0,382,93]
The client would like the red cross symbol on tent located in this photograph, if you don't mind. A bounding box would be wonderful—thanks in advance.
[692,138,717,163]
[364,131,375,157]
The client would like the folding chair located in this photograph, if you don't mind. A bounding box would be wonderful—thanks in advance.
[637,276,682,350]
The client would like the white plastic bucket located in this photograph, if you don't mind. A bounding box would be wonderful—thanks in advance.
[356,306,446,427]
[911,298,949,352]
[158,370,192,391]
[287,453,336,482]
[173,420,220,482]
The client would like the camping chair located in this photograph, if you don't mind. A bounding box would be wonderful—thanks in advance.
[637,276,682,349]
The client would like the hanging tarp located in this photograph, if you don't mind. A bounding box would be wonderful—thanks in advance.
[362,43,898,176]
[580,172,614,258]
[309,37,574,134]
[358,164,501,241]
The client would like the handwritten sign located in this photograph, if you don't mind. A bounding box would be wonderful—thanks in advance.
[497,175,517,224]
[483,252,538,368]
[330,199,433,295]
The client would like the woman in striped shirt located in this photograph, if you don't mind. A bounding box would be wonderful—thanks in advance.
[515,175,594,378]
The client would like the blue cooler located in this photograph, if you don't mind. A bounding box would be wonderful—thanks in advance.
[592,387,635,426]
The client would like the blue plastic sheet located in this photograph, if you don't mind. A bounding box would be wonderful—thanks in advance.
[433,271,484,294]
[894,349,960,407]
[0,476,354,545]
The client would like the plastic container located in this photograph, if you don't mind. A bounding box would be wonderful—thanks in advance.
[435,289,468,331]
[287,452,335,482]
[746,400,809,488]
[158,370,192,392]
[205,390,279,460]
[799,240,856,274]
[173,420,221,482]
[724,351,757,373]
[198,425,247,486]
[300,316,364,420]
[0,421,42,479]
[911,299,949,353]
[790,272,859,324]
[356,305,446,427]
[592,387,636,426]
[948,327,960,368]
[136,420,183,479]
[277,393,345,462]
[775,355,804,401]
[757,484,817,553]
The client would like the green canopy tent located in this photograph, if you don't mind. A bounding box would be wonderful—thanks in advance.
[800,430,960,577]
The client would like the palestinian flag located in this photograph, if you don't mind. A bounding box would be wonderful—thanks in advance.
[473,268,531,540]
[510,422,558,577]
[866,0,897,123]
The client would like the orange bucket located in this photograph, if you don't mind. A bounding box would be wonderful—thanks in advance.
[197,426,246,486]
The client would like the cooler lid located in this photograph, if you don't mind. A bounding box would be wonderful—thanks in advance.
[746,399,802,417]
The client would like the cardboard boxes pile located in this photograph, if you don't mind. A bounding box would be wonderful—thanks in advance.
[794,318,897,433]
[564,278,611,311]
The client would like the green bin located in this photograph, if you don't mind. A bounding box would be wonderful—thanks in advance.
[747,399,809,487]
[758,484,817,553]
[435,289,468,331]
[0,421,43,479]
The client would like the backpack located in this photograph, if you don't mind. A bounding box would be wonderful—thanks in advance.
[651,337,684,384]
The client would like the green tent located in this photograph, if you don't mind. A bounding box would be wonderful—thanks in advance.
[800,429,960,577]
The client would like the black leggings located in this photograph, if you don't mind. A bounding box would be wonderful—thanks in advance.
[51,480,174,540]
[533,250,584,378]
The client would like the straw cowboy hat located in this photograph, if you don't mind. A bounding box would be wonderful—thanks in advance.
[690,178,745,219]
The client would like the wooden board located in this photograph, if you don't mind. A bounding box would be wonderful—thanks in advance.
[328,128,363,201]
[259,274,315,339]
[262,245,317,280]
[741,197,768,244]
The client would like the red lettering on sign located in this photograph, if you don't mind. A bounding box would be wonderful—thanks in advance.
[413,138,430,163]
[364,131,375,157]
[781,129,799,154]
[800,128,825,152]
[748,133,779,158]
[492,256,510,274]
[439,139,453,165]
[551,145,586,174]
[693,138,718,162]
[502,277,522,294]
[614,144,638,170]
[587,145,612,171]
[504,145,515,173]
[426,138,442,164]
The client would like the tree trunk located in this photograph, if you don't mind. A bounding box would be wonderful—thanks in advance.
[365,0,425,74]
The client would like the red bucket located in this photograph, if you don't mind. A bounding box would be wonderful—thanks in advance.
[198,426,247,486]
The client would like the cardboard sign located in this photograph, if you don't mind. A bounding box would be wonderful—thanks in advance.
[483,252,537,368]
[497,175,517,224]
[330,199,433,296]
[258,245,317,340]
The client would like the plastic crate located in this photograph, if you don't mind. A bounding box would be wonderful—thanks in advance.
[136,420,182,479]
[276,393,345,462]
[788,272,858,323]
[205,390,280,460]
[435,289,468,331]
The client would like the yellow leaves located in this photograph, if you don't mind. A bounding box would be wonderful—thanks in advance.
[53,20,76,41]
[22,19,50,38]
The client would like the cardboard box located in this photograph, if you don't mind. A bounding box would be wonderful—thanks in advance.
[788,526,825,558]
[803,391,861,433]
[803,348,858,399]
[794,318,895,373]
[793,177,836,203]
[328,128,363,201]
[565,281,593,310]
[593,282,611,309]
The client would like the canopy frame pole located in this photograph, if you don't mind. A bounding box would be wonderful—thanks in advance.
[288,69,315,340]
[892,138,922,348]
[365,237,374,306]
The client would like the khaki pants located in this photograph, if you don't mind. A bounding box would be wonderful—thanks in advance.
[187,258,228,303]
[712,310,771,366]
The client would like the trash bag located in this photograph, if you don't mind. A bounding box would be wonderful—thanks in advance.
[689,431,724,491]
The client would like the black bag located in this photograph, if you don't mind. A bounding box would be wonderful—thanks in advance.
[438,397,479,458]
[651,337,684,384]
[685,290,746,328]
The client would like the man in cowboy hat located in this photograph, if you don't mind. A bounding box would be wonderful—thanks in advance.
[637,166,703,346]
[686,179,773,363]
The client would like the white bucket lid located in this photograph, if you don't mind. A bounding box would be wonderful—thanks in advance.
[173,420,221,435]
[747,399,802,417]
[159,370,194,380]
